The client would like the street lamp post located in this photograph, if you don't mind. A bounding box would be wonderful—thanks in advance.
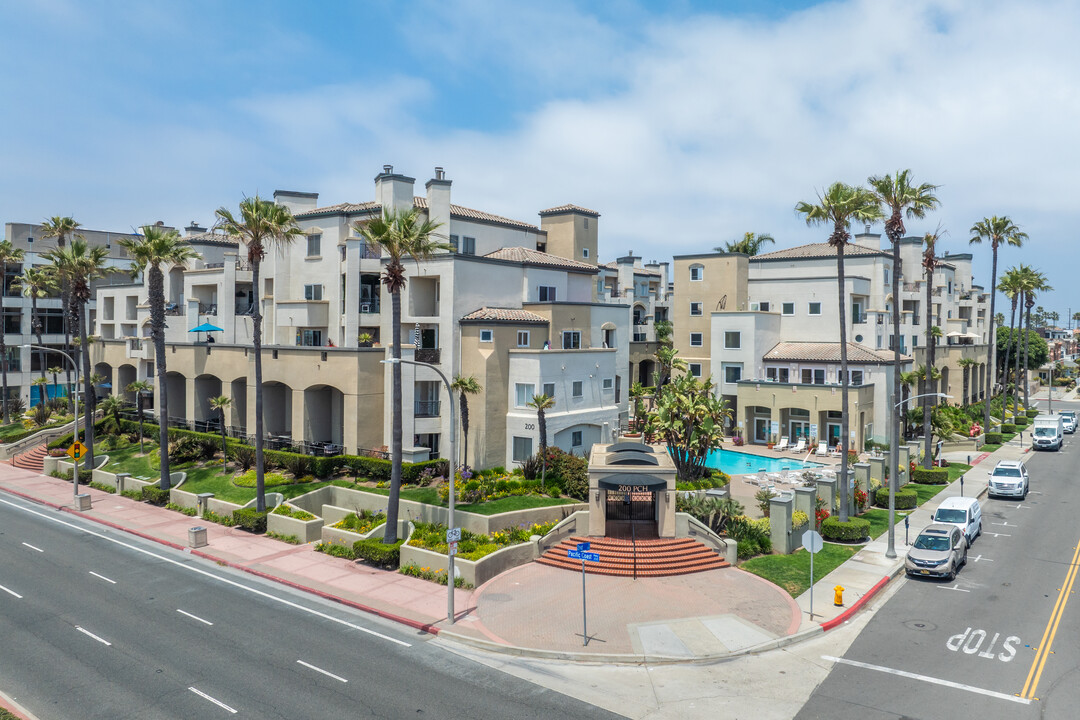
[886,391,952,559]
[24,344,80,499]
[382,356,458,624]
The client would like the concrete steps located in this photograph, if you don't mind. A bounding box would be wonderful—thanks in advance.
[537,536,729,578]
[11,444,48,472]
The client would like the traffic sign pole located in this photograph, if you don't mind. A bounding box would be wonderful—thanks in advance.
[582,558,588,646]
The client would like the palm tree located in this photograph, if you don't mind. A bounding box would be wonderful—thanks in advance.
[899,370,919,439]
[39,216,81,413]
[1019,267,1051,410]
[216,197,304,511]
[43,239,114,472]
[450,375,482,471]
[795,182,882,521]
[0,240,25,423]
[997,267,1023,410]
[354,207,448,543]
[921,229,943,469]
[1073,312,1080,330]
[119,225,199,491]
[48,366,64,406]
[868,170,938,492]
[715,232,775,255]
[958,357,978,406]
[527,392,556,488]
[127,380,151,453]
[12,267,57,391]
[655,344,686,388]
[209,395,232,471]
[970,216,1027,434]
[98,395,125,435]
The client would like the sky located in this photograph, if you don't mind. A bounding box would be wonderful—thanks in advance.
[2,0,1078,322]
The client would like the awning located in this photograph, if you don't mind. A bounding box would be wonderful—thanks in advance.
[601,321,617,331]
[190,323,224,333]
[597,473,668,490]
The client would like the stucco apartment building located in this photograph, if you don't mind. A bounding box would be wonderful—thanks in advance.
[90,166,637,469]
[671,229,991,449]
[595,253,671,387]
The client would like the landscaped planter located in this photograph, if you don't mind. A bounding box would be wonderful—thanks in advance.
[268,511,324,543]
[399,538,540,588]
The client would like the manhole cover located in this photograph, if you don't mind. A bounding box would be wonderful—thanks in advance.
[903,620,937,631]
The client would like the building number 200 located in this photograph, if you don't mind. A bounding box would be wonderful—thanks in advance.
[524,423,535,430]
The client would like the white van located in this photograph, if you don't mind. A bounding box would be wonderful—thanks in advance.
[932,497,982,546]
[1032,414,1064,451]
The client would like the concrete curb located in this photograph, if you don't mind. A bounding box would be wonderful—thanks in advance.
[0,688,38,720]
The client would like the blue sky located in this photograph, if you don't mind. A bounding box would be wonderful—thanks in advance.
[2,0,1078,320]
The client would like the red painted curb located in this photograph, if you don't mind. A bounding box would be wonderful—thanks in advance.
[1,486,441,637]
[822,574,890,631]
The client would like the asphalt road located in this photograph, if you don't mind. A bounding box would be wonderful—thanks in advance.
[797,400,1080,720]
[0,494,623,720]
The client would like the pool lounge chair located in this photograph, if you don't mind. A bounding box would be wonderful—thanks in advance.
[829,444,842,457]
[815,442,829,456]
[789,438,807,454]
[773,436,789,451]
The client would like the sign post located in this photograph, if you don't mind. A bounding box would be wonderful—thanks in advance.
[67,442,87,483]
[567,542,600,645]
[802,530,824,619]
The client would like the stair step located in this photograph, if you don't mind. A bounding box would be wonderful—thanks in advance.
[538,536,730,578]
[11,444,48,472]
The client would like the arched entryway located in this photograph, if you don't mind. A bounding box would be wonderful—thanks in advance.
[194,374,223,431]
[303,384,344,448]
[164,372,187,426]
[262,381,292,440]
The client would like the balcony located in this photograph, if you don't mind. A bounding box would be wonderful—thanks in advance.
[414,400,441,417]
[416,347,440,364]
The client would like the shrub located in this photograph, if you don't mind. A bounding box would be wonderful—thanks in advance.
[141,485,170,505]
[229,444,256,471]
[737,539,759,560]
[1014,417,1030,428]
[165,502,198,517]
[272,504,317,521]
[1026,408,1039,418]
[315,540,356,560]
[281,453,313,478]
[266,531,301,544]
[792,510,810,529]
[911,467,948,485]
[233,508,268,533]
[399,563,470,588]
[202,509,237,527]
[88,481,116,494]
[984,432,1003,444]
[353,538,403,569]
[234,470,290,488]
[755,488,774,517]
[120,489,143,501]
[820,516,871,542]
[875,486,917,509]
[1000,423,1016,434]
[332,510,386,534]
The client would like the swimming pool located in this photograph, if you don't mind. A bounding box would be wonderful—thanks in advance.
[706,448,823,475]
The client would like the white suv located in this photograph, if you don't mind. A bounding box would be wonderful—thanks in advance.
[987,460,1029,499]
[1061,411,1077,434]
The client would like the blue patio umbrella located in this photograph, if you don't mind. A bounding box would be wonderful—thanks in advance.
[189,322,224,343]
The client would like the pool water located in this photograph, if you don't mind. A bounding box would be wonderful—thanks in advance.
[706,447,823,475]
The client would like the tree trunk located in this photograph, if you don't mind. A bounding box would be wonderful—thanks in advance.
[149,266,170,491]
[383,285,403,544]
[1,287,8,424]
[983,246,998,436]
[836,242,849,522]
[252,258,266,512]
[220,407,228,470]
[890,230,902,495]
[459,392,469,470]
[63,287,74,414]
[137,393,144,454]
[33,295,47,389]
[1002,299,1016,417]
[923,267,935,469]
[1013,293,1024,417]
[538,408,548,452]
[1023,299,1032,409]
[79,301,95,473]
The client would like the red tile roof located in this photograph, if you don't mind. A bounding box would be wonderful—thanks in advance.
[460,307,549,324]
[538,204,600,217]
[764,341,909,364]
[295,198,541,232]
[484,246,598,272]
[752,243,890,261]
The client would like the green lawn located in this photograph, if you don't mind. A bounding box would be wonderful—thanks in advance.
[979,443,1002,453]
[358,486,575,514]
[861,508,910,539]
[741,543,859,597]
[0,416,72,442]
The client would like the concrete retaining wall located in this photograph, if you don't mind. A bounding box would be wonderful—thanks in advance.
[399,539,541,588]
[267,511,324,543]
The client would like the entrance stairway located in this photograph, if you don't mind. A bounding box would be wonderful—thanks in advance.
[12,444,48,472]
[537,536,729,578]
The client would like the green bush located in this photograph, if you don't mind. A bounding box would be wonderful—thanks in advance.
[120,489,143,501]
[1000,423,1016,434]
[984,432,1003,444]
[266,531,301,544]
[234,470,291,488]
[875,486,917,509]
[1014,417,1030,428]
[165,502,198,517]
[737,539,759,560]
[88,481,116,494]
[911,467,948,485]
[272,504,317,521]
[1026,408,1040,418]
[202,509,237,527]
[315,540,356,560]
[141,485,170,505]
[353,538,404,569]
[229,444,256,470]
[820,516,871,542]
[232,508,268,533]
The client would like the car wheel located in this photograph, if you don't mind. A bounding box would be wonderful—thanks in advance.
[948,566,956,581]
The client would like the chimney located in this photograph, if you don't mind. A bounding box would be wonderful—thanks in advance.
[185,221,207,236]
[425,167,452,245]
[273,190,319,214]
[374,165,416,213]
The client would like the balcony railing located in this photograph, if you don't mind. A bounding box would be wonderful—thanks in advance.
[414,400,441,417]
[359,242,382,259]
[633,332,647,342]
[415,347,440,364]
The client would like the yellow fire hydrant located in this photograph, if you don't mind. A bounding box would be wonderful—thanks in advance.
[834,585,845,606]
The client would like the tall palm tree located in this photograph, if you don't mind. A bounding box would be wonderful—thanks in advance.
[868,170,938,495]
[1073,312,1080,330]
[127,380,151,453]
[450,375,482,471]
[12,267,56,392]
[48,366,64,407]
[958,357,978,406]
[899,370,919,440]
[0,240,25,423]
[354,207,448,544]
[970,216,1027,434]
[795,182,882,521]
[209,395,232,471]
[39,216,81,413]
[119,226,198,491]
[997,267,1023,412]
[715,232,775,255]
[43,239,114,473]
[1019,267,1050,410]
[216,197,304,511]
[527,393,556,453]
[921,229,943,469]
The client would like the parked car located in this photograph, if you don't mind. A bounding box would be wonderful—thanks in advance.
[987,460,1029,499]
[1032,414,1064,450]
[932,496,982,545]
[906,523,968,580]
[1060,411,1076,434]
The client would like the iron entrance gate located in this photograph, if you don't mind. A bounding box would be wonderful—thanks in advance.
[606,485,656,524]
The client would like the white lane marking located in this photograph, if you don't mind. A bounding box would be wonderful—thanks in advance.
[986,533,1012,538]
[21,542,43,552]
[970,555,994,563]
[297,659,348,683]
[89,571,117,585]
[992,521,1017,527]
[177,608,213,626]
[0,583,23,599]
[188,687,237,714]
[939,584,971,592]
[0,498,411,648]
[1015,504,1031,509]
[822,655,1031,705]
[75,626,112,646]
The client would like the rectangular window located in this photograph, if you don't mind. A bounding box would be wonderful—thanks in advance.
[296,329,323,346]
[602,378,613,390]
[562,331,581,349]
[690,332,703,347]
[690,266,703,281]
[461,236,476,255]
[516,330,530,347]
[306,234,321,257]
[40,307,65,335]
[802,368,812,384]
[884,267,891,285]
[724,331,741,349]
[538,286,557,302]
[582,247,589,259]
[480,329,493,343]
[3,309,20,334]
[543,382,555,398]
[571,430,583,447]
[689,363,702,377]
[449,234,459,252]
[690,302,702,316]
[515,383,535,408]
[814,369,825,384]
[512,436,533,463]
[758,301,770,312]
[766,367,789,383]
[724,364,742,384]
[808,302,822,315]
[782,302,795,316]
[850,370,864,385]
[572,381,583,398]
[304,284,323,301]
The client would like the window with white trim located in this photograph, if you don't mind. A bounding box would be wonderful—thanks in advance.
[723,363,742,384]
[582,247,589,259]
[538,286,557,302]
[690,301,702,316]
[516,330,530,347]
[759,301,770,312]
[808,302,822,315]
[480,329,493,343]
[571,430,583,447]
[572,381,583,398]
[515,383,535,408]
[690,332,703,347]
[304,284,323,301]
[689,264,703,281]
[724,331,741,349]
[689,363,702,377]
[782,302,795,316]
[512,436,533,463]
[602,378,613,390]
[562,331,581,349]
[306,234,321,257]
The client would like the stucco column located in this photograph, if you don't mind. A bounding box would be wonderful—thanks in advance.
[853,462,870,514]
[342,392,359,455]
[793,485,815,521]
[897,446,911,486]
[817,477,837,516]
[291,388,306,445]
[869,456,885,485]
[185,376,197,425]
[588,488,606,537]
[769,494,794,555]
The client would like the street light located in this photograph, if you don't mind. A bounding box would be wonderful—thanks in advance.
[381,356,458,624]
[886,392,952,559]
[23,344,81,499]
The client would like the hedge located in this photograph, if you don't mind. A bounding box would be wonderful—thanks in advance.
[233,508,268,534]
[1026,408,1040,418]
[141,485,170,505]
[1000,423,1016,434]
[911,467,948,485]
[820,516,871,542]
[1014,417,1030,428]
[875,486,917,509]
[353,538,404,569]
[984,432,1003,444]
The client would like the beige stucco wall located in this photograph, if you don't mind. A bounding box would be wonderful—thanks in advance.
[672,253,749,380]
[539,212,598,267]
